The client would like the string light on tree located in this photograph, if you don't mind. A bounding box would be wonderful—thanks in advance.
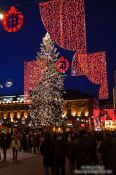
[30,33,65,130]
[2,6,24,32]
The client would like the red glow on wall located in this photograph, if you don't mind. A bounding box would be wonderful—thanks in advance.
[81,124,85,127]
[93,109,116,121]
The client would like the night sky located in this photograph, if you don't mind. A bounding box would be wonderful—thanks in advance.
[0,0,116,99]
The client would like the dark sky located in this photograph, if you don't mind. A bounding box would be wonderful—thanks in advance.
[0,0,116,99]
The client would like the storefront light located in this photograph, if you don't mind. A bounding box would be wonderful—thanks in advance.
[62,111,67,118]
[17,112,21,119]
[77,112,81,117]
[11,118,14,122]
[85,111,89,116]
[71,111,76,117]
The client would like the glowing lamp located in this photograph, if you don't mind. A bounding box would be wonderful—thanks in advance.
[71,111,76,117]
[10,112,14,118]
[81,124,85,127]
[85,112,89,116]
[24,111,28,118]
[77,112,81,117]
[11,118,14,123]
[0,13,4,20]
[57,127,62,133]
[17,112,21,119]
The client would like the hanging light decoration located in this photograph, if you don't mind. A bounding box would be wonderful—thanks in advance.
[0,84,3,88]
[5,79,13,88]
[24,60,47,98]
[39,0,109,100]
[56,57,69,74]
[2,6,24,32]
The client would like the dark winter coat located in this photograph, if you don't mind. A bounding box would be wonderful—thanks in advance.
[98,136,116,174]
[73,136,93,167]
[1,137,9,149]
[66,140,75,162]
[40,139,54,167]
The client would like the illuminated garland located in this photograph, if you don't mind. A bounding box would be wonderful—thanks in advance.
[2,6,24,32]
[39,0,86,53]
[39,0,109,99]
[73,52,108,99]
[56,57,69,73]
[24,60,46,99]
[71,53,84,76]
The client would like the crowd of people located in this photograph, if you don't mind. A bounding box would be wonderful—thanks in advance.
[0,132,41,161]
[0,130,116,175]
[40,130,116,175]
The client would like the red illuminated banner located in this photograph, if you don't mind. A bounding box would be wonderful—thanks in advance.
[39,0,109,99]
[24,60,46,98]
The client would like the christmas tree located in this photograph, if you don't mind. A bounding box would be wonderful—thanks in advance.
[30,33,65,131]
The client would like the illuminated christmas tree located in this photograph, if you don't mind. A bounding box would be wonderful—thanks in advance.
[30,33,64,130]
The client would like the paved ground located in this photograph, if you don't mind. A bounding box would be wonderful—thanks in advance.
[0,149,70,175]
[0,149,44,175]
[0,149,37,162]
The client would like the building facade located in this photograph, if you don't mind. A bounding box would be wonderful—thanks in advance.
[0,90,99,132]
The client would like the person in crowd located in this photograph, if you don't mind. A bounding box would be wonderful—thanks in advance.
[26,134,30,151]
[33,133,40,154]
[7,133,12,149]
[66,134,76,174]
[18,133,23,152]
[53,134,66,175]
[40,132,54,175]
[36,133,40,154]
[96,132,103,165]
[98,132,116,174]
[29,134,34,152]
[22,134,27,151]
[73,130,93,170]
[1,135,8,160]
[88,131,97,165]
[11,135,21,161]
[0,134,2,159]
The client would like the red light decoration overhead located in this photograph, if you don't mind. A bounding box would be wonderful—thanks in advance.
[24,60,46,99]
[39,0,109,99]
[56,57,69,74]
[72,52,108,99]
[2,6,24,32]
[39,0,86,53]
